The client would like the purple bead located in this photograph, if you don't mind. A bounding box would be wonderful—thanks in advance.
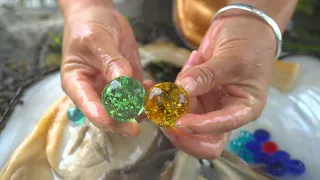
[267,161,287,177]
[272,151,290,163]
[288,159,306,175]
[254,151,271,164]
[245,140,262,153]
[253,129,270,142]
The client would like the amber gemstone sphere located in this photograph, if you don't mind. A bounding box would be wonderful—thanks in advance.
[145,82,189,127]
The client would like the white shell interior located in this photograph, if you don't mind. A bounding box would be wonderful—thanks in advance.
[0,55,319,180]
[0,72,64,168]
[230,55,320,180]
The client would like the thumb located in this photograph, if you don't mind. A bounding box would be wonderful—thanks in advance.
[176,55,237,97]
[100,48,133,82]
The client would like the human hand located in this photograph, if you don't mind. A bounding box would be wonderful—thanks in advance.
[60,4,150,136]
[162,11,277,159]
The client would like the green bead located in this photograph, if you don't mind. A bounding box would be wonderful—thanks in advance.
[240,130,252,138]
[67,106,85,124]
[238,131,252,142]
[229,139,244,153]
[238,136,254,144]
[102,76,146,122]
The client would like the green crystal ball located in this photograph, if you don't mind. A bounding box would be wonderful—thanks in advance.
[102,76,146,122]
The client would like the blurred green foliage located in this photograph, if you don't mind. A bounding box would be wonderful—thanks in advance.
[295,0,318,15]
[48,32,63,53]
[45,53,62,66]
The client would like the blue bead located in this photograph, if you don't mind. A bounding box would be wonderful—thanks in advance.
[245,140,262,153]
[267,161,287,177]
[254,151,271,164]
[253,129,270,142]
[272,151,290,163]
[288,159,306,175]
[238,149,255,164]
[229,139,244,153]
[67,106,85,124]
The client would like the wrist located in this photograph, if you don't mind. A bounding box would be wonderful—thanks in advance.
[212,9,275,38]
[58,0,115,18]
[227,0,298,33]
[208,12,277,59]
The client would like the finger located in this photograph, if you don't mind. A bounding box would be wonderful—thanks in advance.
[162,128,230,159]
[114,120,141,137]
[177,51,205,114]
[179,50,205,75]
[97,47,144,125]
[75,24,135,82]
[175,99,261,135]
[99,49,134,82]
[176,55,242,97]
[61,70,112,127]
[142,79,156,91]
[117,19,144,82]
[93,119,141,137]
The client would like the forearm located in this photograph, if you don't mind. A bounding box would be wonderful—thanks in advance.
[58,0,114,17]
[228,0,298,32]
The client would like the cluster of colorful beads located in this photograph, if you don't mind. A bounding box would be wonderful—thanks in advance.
[229,129,306,177]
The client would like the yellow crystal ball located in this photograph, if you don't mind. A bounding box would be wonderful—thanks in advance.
[145,82,189,127]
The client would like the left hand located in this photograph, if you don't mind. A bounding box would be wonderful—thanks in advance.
[161,11,277,159]
[60,5,149,137]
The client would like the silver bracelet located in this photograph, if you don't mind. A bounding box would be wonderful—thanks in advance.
[211,3,282,58]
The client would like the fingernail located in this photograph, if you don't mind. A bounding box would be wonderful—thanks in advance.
[119,119,138,137]
[177,126,193,134]
[103,125,116,133]
[166,131,177,142]
[111,67,125,79]
[181,65,191,73]
[177,77,197,94]
[181,51,198,73]
[121,127,132,137]
[92,121,106,129]
[161,128,177,142]
[118,131,130,137]
[175,122,193,134]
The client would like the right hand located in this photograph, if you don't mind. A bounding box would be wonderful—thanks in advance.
[60,4,151,136]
